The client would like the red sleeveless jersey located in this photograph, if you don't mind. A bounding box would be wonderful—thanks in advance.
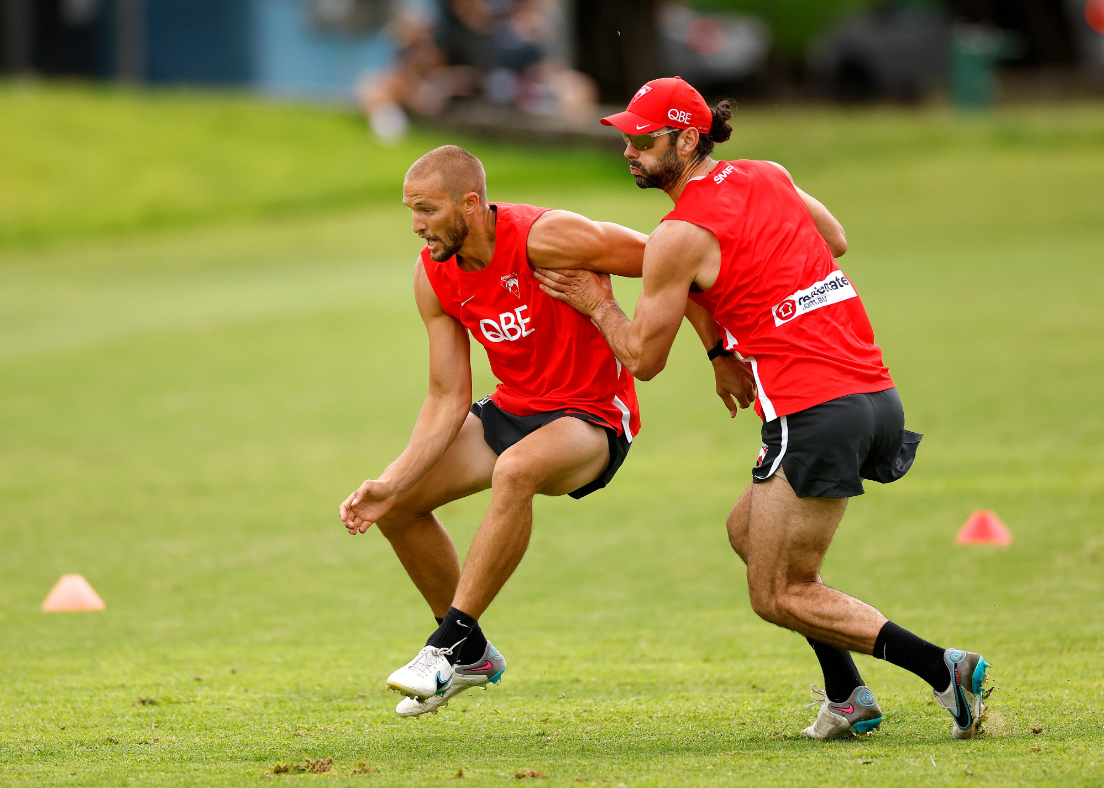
[670,160,894,421]
[420,203,641,440]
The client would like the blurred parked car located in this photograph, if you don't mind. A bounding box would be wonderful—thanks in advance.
[809,2,951,101]
[658,3,771,91]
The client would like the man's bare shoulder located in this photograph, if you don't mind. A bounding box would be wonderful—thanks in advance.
[650,219,718,255]
[412,256,448,319]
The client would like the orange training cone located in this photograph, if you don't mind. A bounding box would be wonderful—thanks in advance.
[956,510,1012,546]
[41,574,105,611]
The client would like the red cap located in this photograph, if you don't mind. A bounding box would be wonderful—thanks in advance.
[601,76,711,134]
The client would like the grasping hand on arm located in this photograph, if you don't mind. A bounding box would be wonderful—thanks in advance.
[535,220,707,381]
[684,299,756,417]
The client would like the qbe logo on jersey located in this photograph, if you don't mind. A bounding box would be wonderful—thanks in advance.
[481,306,535,343]
[771,272,857,327]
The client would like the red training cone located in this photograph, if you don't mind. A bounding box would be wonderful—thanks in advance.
[956,510,1012,546]
[41,574,105,612]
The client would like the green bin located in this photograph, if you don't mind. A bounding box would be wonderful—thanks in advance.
[950,25,1020,108]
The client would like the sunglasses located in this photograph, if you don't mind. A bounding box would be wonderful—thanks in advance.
[621,128,679,151]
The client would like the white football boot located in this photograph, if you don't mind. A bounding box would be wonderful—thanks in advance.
[396,641,507,717]
[386,643,460,701]
[802,685,884,740]
[932,648,990,739]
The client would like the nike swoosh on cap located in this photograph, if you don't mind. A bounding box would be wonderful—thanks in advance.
[635,124,650,130]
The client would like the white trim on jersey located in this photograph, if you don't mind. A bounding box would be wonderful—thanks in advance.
[750,358,777,422]
[723,327,738,349]
[612,395,634,443]
[616,358,622,378]
[767,415,788,478]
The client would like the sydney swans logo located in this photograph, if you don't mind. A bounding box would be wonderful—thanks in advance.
[500,273,521,298]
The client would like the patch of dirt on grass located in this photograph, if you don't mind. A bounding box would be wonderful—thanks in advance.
[515,770,547,779]
[305,757,334,774]
[264,757,334,776]
[135,697,159,706]
[980,708,1006,735]
[351,761,379,775]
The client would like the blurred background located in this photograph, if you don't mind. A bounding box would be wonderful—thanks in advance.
[3,0,1104,142]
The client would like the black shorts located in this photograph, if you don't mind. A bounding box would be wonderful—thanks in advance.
[470,398,632,499]
[752,388,922,499]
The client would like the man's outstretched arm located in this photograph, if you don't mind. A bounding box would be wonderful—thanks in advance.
[527,209,648,277]
[534,220,710,380]
[339,260,472,533]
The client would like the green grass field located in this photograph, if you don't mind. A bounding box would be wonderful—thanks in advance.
[2,86,1103,786]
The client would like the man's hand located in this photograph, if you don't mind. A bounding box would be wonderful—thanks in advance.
[713,355,757,417]
[339,479,398,535]
[533,268,616,318]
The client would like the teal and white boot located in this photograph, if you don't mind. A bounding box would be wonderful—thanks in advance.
[396,641,506,717]
[933,648,990,739]
[802,685,883,740]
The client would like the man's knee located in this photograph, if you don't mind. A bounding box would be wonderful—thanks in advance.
[726,503,750,562]
[375,505,429,540]
[748,584,784,625]
[490,454,541,496]
[748,581,809,628]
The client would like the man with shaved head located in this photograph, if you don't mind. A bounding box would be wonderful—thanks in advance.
[339,145,647,716]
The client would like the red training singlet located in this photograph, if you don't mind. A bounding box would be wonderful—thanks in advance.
[420,203,641,440]
[670,160,894,421]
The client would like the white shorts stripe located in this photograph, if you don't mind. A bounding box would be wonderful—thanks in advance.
[750,358,777,422]
[766,415,788,478]
[612,395,634,443]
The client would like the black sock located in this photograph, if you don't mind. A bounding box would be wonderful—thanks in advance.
[806,638,864,703]
[873,621,949,691]
[435,617,444,625]
[456,622,489,665]
[426,607,487,666]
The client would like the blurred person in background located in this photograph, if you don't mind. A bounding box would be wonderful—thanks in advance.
[357,0,596,143]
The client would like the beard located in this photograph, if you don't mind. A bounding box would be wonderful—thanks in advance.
[425,210,470,262]
[632,143,685,191]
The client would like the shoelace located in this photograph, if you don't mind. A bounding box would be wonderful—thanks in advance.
[405,640,465,678]
[804,684,829,710]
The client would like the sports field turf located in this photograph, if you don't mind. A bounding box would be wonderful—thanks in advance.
[2,86,1103,786]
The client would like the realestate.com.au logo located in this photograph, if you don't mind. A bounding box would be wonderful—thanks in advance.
[771,272,857,326]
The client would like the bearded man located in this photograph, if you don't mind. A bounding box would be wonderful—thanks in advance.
[536,77,991,741]
[340,145,645,716]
